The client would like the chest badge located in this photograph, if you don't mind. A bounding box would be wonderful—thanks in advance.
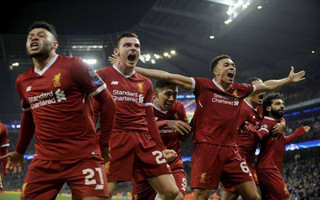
[53,73,62,88]
[137,82,143,93]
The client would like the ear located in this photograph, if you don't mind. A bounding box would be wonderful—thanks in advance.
[154,89,159,97]
[213,67,219,76]
[113,48,119,56]
[52,41,59,51]
[266,106,271,112]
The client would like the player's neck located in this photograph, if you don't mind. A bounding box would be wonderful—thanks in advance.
[246,98,258,109]
[33,52,57,71]
[117,63,134,75]
[216,78,231,91]
[268,114,280,121]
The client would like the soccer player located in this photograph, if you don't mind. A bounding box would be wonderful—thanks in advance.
[0,21,116,200]
[131,80,192,200]
[255,93,310,200]
[94,32,179,200]
[222,77,286,200]
[0,121,9,193]
[134,55,305,200]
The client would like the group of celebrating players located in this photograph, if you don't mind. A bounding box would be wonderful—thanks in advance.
[0,21,310,200]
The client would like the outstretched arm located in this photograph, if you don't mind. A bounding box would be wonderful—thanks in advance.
[252,66,305,95]
[285,126,310,144]
[135,67,194,92]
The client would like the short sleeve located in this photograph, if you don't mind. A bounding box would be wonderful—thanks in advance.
[144,79,154,107]
[15,76,31,112]
[72,59,106,97]
[0,125,9,148]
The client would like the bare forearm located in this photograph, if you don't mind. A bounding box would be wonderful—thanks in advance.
[135,67,193,91]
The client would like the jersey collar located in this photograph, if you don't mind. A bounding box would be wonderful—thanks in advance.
[153,104,168,114]
[212,78,232,92]
[34,54,58,76]
[112,64,135,78]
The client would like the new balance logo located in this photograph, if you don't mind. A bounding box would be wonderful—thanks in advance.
[111,81,119,85]
[26,86,32,92]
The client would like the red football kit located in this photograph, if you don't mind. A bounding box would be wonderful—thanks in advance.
[190,78,256,189]
[15,55,114,199]
[96,65,170,182]
[256,116,307,200]
[132,102,189,199]
[0,122,9,176]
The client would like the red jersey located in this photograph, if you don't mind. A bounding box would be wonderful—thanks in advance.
[256,117,285,170]
[154,101,188,170]
[96,65,154,132]
[237,100,264,166]
[15,55,107,160]
[0,122,9,174]
[191,78,255,146]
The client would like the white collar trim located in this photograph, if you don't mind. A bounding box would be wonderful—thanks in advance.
[153,104,168,114]
[244,99,257,111]
[34,54,58,76]
[212,78,232,92]
[264,116,277,121]
[113,64,135,78]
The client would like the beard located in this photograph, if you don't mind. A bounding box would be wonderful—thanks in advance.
[27,43,51,59]
[271,108,284,118]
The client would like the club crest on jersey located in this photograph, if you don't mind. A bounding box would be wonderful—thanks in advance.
[52,73,62,88]
[105,161,110,175]
[200,172,206,183]
[232,89,240,98]
[137,82,143,93]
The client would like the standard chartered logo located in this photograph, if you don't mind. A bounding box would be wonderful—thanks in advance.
[138,94,143,104]
[29,89,67,109]
[55,89,67,102]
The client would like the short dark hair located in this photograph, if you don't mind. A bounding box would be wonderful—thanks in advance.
[245,77,262,84]
[28,21,58,40]
[262,92,284,115]
[209,55,231,75]
[114,32,138,48]
[155,80,177,90]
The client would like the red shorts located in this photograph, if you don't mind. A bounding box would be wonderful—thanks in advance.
[132,168,187,200]
[21,156,108,200]
[256,169,290,200]
[106,131,171,182]
[222,165,259,193]
[191,144,253,190]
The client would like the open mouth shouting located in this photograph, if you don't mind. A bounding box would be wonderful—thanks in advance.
[227,71,235,81]
[127,54,137,62]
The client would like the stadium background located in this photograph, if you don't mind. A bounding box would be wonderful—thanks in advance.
[0,0,319,199]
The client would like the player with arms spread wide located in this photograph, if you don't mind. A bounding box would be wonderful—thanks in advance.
[255,93,310,200]
[0,21,116,200]
[134,54,305,200]
[94,32,179,200]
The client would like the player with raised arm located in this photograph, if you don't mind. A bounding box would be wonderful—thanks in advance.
[222,77,286,200]
[0,21,116,200]
[0,121,9,193]
[134,55,305,200]
[255,93,310,200]
[131,80,192,200]
[94,32,179,200]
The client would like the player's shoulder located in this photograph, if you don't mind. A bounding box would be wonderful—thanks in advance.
[135,71,152,85]
[259,117,277,129]
[16,66,34,83]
